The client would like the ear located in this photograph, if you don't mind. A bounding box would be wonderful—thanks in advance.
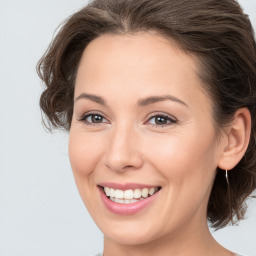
[218,108,251,171]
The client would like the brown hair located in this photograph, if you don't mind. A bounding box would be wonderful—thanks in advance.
[37,0,256,229]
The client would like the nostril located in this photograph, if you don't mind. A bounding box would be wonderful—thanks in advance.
[124,165,136,169]
[103,138,144,172]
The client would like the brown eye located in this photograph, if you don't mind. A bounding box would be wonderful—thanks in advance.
[90,114,103,123]
[79,113,108,125]
[148,114,177,127]
[155,116,169,125]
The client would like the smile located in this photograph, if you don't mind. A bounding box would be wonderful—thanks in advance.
[98,183,161,215]
[103,186,159,204]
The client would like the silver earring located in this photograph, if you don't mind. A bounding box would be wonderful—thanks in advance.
[225,170,229,185]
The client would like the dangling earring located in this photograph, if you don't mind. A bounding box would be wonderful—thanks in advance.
[225,169,232,222]
[225,169,229,185]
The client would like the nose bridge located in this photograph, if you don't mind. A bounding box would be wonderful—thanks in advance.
[104,121,142,172]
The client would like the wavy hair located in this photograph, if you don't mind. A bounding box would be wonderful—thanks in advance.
[37,0,256,229]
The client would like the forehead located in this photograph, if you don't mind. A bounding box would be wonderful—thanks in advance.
[78,32,197,76]
[76,33,198,85]
[75,32,211,113]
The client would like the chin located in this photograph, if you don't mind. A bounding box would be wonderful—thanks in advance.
[95,217,162,245]
[104,228,158,246]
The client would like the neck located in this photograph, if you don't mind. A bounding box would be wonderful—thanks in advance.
[103,215,233,256]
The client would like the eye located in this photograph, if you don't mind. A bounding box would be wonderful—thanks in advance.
[78,112,109,126]
[146,114,177,127]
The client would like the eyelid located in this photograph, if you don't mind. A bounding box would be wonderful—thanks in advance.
[147,112,177,121]
[77,111,110,125]
[77,110,178,128]
[145,112,178,127]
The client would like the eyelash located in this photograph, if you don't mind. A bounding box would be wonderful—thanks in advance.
[146,113,177,127]
[78,111,108,127]
[78,112,177,128]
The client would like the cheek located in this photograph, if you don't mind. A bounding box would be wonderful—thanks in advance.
[144,130,217,185]
[68,128,105,182]
[142,132,217,231]
[68,128,107,211]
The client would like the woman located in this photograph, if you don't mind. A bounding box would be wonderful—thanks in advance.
[37,0,256,255]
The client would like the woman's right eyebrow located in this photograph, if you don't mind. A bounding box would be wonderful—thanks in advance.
[74,93,189,108]
[74,93,106,105]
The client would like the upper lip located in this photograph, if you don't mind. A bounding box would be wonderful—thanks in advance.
[98,182,161,190]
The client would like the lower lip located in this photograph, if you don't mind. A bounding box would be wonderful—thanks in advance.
[98,186,160,215]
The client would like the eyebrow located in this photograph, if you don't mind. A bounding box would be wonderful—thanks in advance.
[74,93,188,108]
[137,95,188,107]
[75,93,106,105]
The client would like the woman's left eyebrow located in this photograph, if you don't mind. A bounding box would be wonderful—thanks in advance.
[74,93,188,108]
[137,95,189,108]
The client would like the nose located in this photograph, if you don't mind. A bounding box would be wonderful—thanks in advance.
[104,124,143,172]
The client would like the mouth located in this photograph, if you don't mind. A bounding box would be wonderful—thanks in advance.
[99,185,161,204]
[97,183,161,215]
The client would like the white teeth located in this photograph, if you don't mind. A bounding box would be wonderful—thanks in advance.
[142,188,149,198]
[104,187,110,196]
[115,189,124,199]
[124,189,133,199]
[110,188,115,197]
[103,186,159,202]
[110,197,140,204]
[115,198,124,203]
[133,189,142,199]
[149,187,156,195]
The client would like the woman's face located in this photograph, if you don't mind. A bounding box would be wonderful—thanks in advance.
[69,32,224,245]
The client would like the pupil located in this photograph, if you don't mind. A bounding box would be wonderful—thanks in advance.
[156,116,167,125]
[92,115,102,123]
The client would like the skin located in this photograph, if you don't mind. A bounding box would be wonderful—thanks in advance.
[69,32,251,256]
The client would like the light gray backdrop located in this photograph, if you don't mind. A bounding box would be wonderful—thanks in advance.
[0,0,255,255]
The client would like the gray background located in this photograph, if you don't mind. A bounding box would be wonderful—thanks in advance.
[0,0,255,255]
